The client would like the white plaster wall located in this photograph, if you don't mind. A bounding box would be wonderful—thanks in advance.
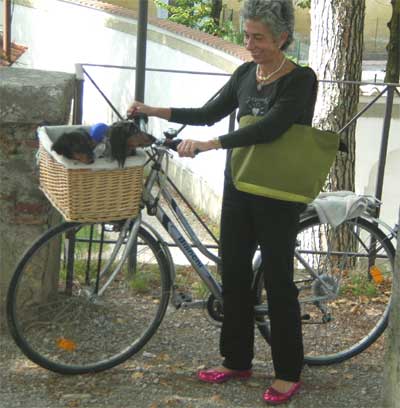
[2,0,399,226]
[356,115,400,227]
[2,0,235,199]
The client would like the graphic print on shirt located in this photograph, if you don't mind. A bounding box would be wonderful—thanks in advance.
[246,96,270,117]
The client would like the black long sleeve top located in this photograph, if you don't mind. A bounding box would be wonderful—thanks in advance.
[170,61,318,180]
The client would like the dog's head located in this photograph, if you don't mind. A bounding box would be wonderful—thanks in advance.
[51,129,95,164]
[109,120,156,167]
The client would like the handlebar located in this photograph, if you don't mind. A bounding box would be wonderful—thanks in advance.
[128,112,201,155]
[160,137,182,152]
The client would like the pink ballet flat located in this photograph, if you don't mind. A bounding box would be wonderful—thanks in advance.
[263,382,302,405]
[197,368,252,384]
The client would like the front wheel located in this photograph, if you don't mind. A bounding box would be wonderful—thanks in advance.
[256,216,395,365]
[7,222,171,374]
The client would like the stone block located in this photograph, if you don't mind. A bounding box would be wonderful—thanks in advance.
[0,68,74,329]
[0,67,75,125]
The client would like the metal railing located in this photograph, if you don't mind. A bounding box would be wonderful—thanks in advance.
[73,62,399,208]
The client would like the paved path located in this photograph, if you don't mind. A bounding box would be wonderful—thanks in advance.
[1,307,385,408]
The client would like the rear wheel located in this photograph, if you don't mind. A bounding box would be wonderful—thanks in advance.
[7,222,171,374]
[256,216,395,365]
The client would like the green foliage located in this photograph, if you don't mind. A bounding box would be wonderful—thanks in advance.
[341,273,379,298]
[295,0,311,9]
[154,0,218,34]
[155,0,244,43]
[220,20,244,44]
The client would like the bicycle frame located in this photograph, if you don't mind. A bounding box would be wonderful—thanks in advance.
[99,142,396,314]
[141,147,223,303]
[137,145,340,307]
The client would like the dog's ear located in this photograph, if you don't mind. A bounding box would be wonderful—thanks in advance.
[109,125,128,168]
[52,134,73,158]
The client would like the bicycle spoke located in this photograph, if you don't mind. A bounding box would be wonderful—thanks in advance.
[297,217,393,364]
[256,216,394,365]
[8,223,170,374]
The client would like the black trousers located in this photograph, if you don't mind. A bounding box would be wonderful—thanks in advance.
[219,180,305,382]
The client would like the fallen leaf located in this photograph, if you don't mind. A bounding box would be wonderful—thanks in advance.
[157,353,171,361]
[56,337,77,352]
[350,305,361,314]
[131,372,144,380]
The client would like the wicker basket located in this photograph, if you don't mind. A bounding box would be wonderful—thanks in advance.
[38,126,145,223]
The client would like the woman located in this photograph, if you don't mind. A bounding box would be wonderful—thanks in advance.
[128,0,317,404]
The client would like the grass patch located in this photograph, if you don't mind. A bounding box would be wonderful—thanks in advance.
[175,264,219,299]
[129,265,162,294]
[341,273,380,298]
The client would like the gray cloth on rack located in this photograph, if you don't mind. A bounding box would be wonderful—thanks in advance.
[310,191,377,228]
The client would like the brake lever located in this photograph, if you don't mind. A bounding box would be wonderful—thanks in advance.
[163,138,182,151]
[161,138,201,156]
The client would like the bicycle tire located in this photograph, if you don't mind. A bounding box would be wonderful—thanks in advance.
[7,222,171,374]
[255,215,395,365]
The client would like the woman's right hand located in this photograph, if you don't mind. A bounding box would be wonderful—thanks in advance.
[127,101,153,118]
[127,102,171,121]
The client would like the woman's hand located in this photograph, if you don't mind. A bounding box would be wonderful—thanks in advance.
[177,139,220,158]
[127,102,171,121]
[127,101,153,118]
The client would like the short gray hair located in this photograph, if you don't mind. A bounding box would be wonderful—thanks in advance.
[241,0,295,50]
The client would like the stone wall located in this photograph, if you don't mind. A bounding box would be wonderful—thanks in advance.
[0,67,75,327]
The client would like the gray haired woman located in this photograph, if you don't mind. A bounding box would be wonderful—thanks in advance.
[128,0,317,404]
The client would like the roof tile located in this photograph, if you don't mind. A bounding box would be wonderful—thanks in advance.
[60,0,251,63]
[0,36,28,67]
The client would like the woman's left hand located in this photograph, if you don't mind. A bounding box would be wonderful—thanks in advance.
[177,139,215,158]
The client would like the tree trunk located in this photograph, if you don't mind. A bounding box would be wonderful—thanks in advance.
[211,0,223,26]
[382,209,400,407]
[309,0,366,192]
[385,0,400,83]
[382,5,400,404]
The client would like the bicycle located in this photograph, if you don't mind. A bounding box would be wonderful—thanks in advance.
[6,129,397,375]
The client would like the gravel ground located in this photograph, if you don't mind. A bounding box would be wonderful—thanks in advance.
[0,304,385,408]
[0,192,388,407]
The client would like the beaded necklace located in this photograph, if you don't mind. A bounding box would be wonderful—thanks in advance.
[256,57,286,91]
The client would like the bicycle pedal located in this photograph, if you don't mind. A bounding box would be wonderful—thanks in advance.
[175,292,193,303]
[172,291,193,308]
[181,300,207,309]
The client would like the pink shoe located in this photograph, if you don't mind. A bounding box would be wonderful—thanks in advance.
[197,368,252,384]
[263,382,302,405]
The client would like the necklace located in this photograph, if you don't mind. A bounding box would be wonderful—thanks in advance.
[256,57,286,91]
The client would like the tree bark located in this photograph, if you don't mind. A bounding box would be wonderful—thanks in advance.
[309,0,366,192]
[211,0,223,26]
[382,208,400,407]
[382,5,400,404]
[385,0,400,83]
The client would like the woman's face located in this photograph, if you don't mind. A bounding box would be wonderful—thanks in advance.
[244,19,287,65]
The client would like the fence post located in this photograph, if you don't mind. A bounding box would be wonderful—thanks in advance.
[135,0,148,103]
[374,85,395,216]
[3,0,11,61]
[73,64,84,125]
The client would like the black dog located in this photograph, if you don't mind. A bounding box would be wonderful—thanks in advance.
[108,120,156,167]
[51,128,95,164]
[51,121,156,167]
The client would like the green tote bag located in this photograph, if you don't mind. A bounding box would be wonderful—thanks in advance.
[231,116,340,204]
